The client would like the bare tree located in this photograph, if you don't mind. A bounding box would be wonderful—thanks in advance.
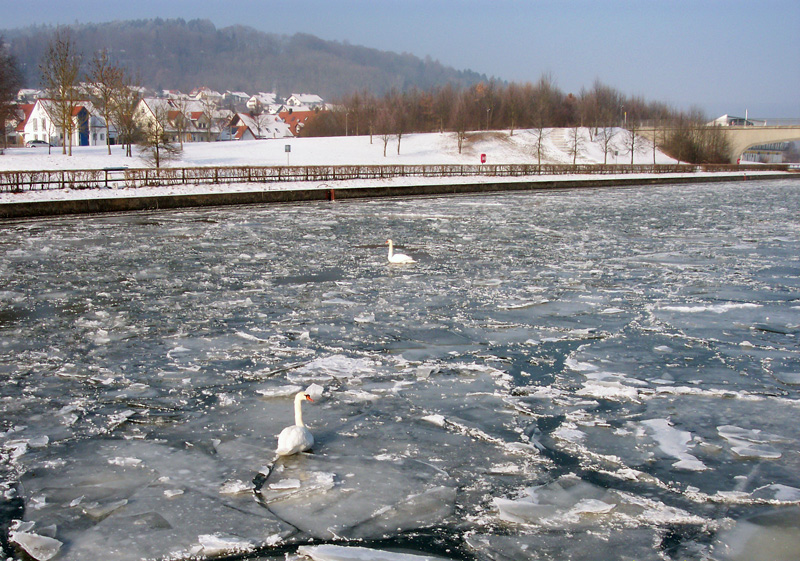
[171,97,191,148]
[376,107,394,157]
[87,49,122,155]
[567,125,585,164]
[200,98,218,142]
[138,102,181,168]
[530,126,549,170]
[110,73,141,157]
[450,91,470,154]
[389,90,407,155]
[0,36,21,149]
[597,126,616,164]
[622,122,646,164]
[40,29,82,155]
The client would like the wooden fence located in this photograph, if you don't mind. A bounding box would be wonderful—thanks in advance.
[0,163,793,193]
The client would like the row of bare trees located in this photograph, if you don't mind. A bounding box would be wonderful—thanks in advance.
[37,30,146,158]
[302,77,730,163]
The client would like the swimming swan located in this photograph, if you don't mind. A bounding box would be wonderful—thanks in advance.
[276,392,314,456]
[386,239,415,264]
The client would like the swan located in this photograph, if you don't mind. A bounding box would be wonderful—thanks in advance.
[276,392,314,456]
[386,239,415,264]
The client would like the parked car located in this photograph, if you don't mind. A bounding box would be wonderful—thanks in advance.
[26,140,52,148]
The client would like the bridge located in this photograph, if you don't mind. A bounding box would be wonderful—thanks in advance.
[639,121,800,163]
[719,125,800,163]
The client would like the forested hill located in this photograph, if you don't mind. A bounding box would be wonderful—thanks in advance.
[3,18,487,99]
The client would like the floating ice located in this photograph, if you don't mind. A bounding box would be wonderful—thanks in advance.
[718,425,783,460]
[641,418,707,471]
[260,454,455,540]
[195,533,255,557]
[298,544,448,561]
[9,530,63,561]
[713,507,800,561]
[493,475,708,530]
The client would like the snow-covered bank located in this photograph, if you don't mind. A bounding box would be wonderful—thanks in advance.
[1,127,674,172]
[2,128,789,211]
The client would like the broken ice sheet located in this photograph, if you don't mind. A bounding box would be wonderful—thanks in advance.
[15,439,294,561]
[718,424,783,460]
[9,530,63,561]
[297,544,450,561]
[492,474,707,530]
[260,454,456,540]
[713,506,800,561]
[466,529,665,561]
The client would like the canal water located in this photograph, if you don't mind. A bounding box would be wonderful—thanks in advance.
[1,178,799,561]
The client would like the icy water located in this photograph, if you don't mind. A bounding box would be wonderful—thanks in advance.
[1,179,799,561]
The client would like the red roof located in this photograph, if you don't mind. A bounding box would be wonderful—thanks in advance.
[15,104,36,133]
[278,110,318,136]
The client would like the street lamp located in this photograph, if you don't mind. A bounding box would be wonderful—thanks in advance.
[486,107,491,131]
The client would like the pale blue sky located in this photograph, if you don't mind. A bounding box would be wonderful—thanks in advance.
[3,0,798,117]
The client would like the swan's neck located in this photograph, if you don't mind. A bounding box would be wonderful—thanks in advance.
[387,241,394,258]
[294,395,305,427]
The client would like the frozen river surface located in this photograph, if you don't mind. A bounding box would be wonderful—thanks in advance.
[1,179,799,561]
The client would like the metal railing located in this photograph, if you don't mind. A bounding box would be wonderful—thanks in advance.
[0,163,793,193]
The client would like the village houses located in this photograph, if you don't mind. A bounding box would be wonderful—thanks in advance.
[22,98,114,148]
[9,88,325,147]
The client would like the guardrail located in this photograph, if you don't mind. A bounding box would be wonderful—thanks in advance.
[0,163,793,193]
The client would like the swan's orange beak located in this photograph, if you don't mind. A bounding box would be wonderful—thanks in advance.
[304,394,314,402]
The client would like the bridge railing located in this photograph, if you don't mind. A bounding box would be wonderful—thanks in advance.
[0,163,793,194]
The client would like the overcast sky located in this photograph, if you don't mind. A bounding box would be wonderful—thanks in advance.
[3,0,798,118]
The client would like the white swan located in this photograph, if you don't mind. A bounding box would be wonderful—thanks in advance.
[386,239,415,264]
[276,392,314,456]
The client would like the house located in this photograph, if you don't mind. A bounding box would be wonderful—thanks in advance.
[223,91,251,106]
[16,89,44,103]
[278,109,319,136]
[221,112,293,140]
[190,87,224,105]
[246,92,280,113]
[285,93,324,111]
[10,103,35,146]
[23,99,114,147]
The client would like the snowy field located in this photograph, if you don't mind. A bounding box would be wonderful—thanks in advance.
[1,128,680,172]
[2,128,781,209]
[1,176,799,561]
[0,127,733,207]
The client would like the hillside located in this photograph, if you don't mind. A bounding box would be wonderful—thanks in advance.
[3,19,487,99]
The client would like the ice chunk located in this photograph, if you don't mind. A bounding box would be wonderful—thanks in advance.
[219,479,253,495]
[9,531,63,561]
[298,544,448,560]
[260,454,455,540]
[421,414,446,427]
[718,424,783,459]
[257,384,303,398]
[466,530,665,561]
[492,475,705,529]
[196,533,255,556]
[641,419,707,471]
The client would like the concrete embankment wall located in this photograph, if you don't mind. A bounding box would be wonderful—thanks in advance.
[0,173,792,220]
